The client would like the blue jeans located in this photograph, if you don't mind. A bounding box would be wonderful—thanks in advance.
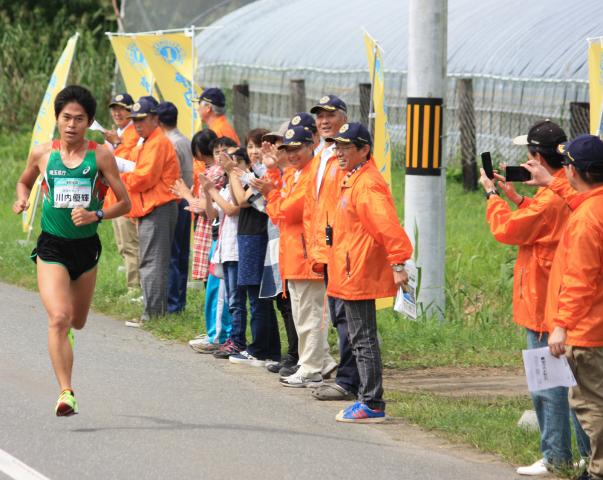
[223,261,247,349]
[167,200,191,313]
[526,329,591,464]
[245,284,280,361]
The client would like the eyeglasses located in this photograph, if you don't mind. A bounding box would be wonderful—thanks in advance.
[333,143,356,152]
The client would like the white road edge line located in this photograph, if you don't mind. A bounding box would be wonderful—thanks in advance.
[0,448,50,480]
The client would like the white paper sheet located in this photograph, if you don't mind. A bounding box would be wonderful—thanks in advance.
[522,346,576,392]
[394,260,418,320]
[89,120,106,133]
[115,156,135,173]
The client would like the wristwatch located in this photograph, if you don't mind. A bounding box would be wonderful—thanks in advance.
[485,190,499,200]
[392,263,406,272]
[95,210,105,223]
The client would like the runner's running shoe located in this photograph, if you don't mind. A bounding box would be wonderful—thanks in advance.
[55,389,78,417]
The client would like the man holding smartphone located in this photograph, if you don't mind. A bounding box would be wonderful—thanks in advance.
[479,120,590,476]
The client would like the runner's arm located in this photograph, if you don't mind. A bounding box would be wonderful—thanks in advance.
[13,144,45,214]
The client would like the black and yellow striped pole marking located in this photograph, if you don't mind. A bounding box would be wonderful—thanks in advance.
[405,97,443,176]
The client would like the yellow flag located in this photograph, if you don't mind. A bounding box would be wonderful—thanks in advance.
[588,38,603,136]
[364,31,392,188]
[23,33,79,234]
[108,35,158,100]
[364,32,394,310]
[134,31,201,138]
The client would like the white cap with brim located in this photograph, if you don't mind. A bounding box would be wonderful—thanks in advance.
[512,135,529,145]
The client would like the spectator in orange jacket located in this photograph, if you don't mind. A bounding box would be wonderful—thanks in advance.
[195,87,240,145]
[122,97,180,327]
[545,135,603,480]
[326,123,412,423]
[305,95,361,403]
[102,93,141,293]
[262,126,337,388]
[479,120,589,476]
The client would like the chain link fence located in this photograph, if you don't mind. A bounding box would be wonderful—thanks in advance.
[199,62,590,171]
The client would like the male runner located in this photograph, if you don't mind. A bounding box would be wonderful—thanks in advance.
[12,85,131,416]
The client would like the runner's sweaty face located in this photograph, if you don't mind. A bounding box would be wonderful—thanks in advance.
[110,105,130,129]
[56,102,91,145]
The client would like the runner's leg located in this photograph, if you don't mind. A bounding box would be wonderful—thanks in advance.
[37,261,74,391]
[70,267,97,330]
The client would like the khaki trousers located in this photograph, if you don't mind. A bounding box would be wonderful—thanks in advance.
[112,216,140,289]
[288,279,336,376]
[567,346,603,480]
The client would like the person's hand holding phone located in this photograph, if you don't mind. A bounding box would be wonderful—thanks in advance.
[494,165,523,205]
[521,159,554,188]
[479,168,496,192]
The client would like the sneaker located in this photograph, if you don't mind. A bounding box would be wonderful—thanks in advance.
[117,265,126,273]
[125,317,145,328]
[280,370,323,388]
[213,339,242,359]
[67,328,74,349]
[55,389,78,417]
[191,339,221,354]
[516,459,549,476]
[188,334,209,347]
[229,350,266,367]
[335,402,385,423]
[311,383,357,401]
[279,364,300,377]
[266,354,298,374]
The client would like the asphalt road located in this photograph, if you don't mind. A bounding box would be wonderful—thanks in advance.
[0,282,522,479]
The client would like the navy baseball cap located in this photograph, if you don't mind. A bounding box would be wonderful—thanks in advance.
[310,95,347,114]
[557,134,603,170]
[157,101,178,124]
[326,122,372,148]
[109,93,134,109]
[277,126,314,150]
[196,87,226,108]
[288,112,316,132]
[129,97,158,118]
[513,119,567,147]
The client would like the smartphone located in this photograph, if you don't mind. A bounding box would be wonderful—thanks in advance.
[505,166,531,182]
[481,152,494,179]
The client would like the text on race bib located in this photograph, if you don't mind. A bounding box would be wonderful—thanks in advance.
[53,178,92,209]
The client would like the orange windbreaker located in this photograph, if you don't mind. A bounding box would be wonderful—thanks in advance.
[122,127,180,218]
[303,147,344,272]
[485,169,571,332]
[266,166,317,280]
[545,185,603,347]
[326,161,413,300]
[207,115,240,145]
[104,122,140,211]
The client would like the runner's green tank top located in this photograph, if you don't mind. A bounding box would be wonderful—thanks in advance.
[41,140,105,239]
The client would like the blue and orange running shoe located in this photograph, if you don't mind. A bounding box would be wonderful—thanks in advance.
[55,389,78,417]
[335,401,385,423]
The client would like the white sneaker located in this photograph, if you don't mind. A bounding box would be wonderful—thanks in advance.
[125,318,145,328]
[117,265,126,273]
[229,351,266,367]
[188,334,209,347]
[279,370,323,388]
[516,459,549,476]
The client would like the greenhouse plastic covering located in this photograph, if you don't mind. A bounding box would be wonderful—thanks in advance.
[191,0,602,162]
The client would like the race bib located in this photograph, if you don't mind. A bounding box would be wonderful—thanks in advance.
[53,178,92,208]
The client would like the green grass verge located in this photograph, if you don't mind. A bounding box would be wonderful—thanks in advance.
[387,392,585,478]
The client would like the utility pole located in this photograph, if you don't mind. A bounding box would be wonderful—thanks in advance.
[404,0,447,317]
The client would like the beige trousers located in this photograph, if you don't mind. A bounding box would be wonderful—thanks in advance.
[112,216,140,289]
[288,279,336,376]
[567,346,603,480]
